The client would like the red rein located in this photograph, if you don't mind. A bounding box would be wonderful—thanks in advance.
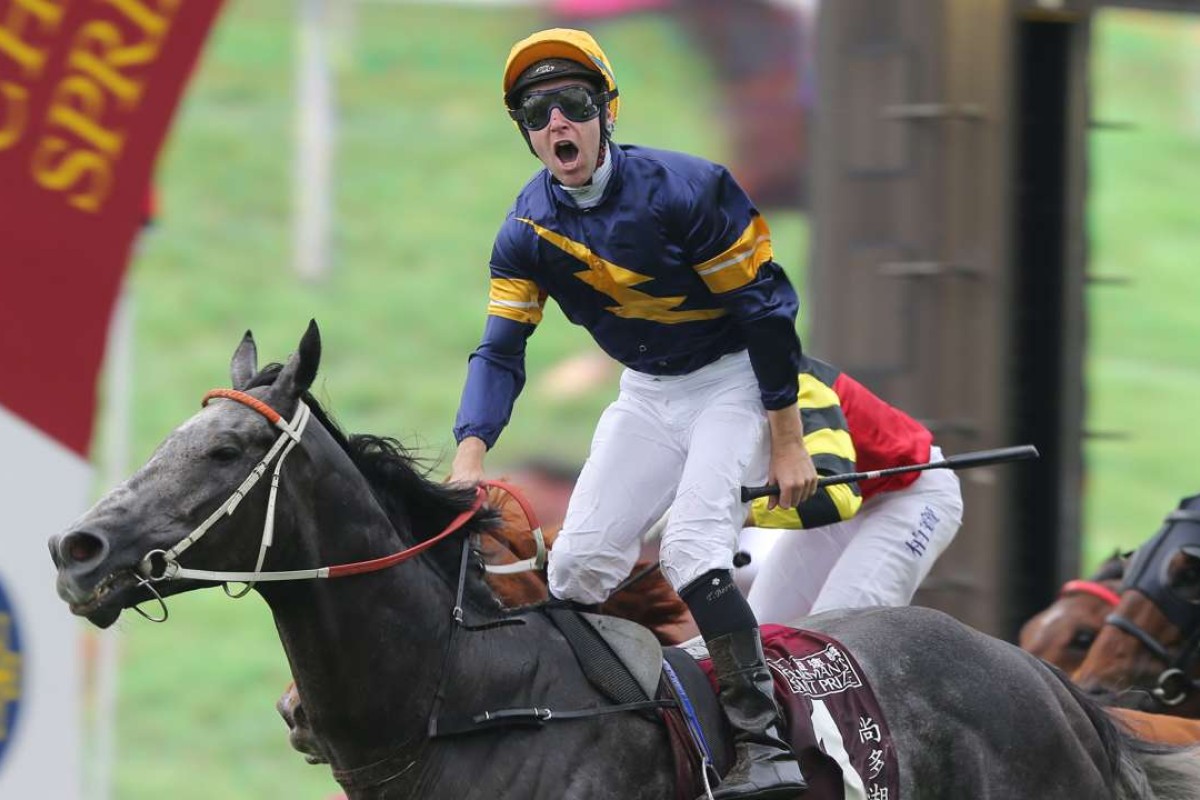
[201,387,542,580]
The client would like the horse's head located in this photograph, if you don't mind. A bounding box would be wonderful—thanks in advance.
[1019,585,1112,673]
[49,322,322,628]
[1073,495,1200,710]
[1018,552,1125,673]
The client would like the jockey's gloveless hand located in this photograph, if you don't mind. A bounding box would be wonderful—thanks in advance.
[449,435,488,486]
[766,405,818,510]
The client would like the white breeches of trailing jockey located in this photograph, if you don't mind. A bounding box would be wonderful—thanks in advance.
[746,446,964,625]
[548,350,769,606]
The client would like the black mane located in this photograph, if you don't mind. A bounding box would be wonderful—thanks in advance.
[246,365,501,548]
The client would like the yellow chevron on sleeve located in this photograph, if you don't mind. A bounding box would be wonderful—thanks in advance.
[487,277,545,325]
[693,216,773,294]
[799,373,841,410]
[803,427,855,462]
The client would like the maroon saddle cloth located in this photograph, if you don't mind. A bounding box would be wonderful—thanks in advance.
[696,623,901,800]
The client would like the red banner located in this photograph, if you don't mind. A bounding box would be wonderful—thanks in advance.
[0,0,225,456]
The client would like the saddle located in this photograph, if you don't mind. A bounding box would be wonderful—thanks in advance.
[544,612,902,800]
[431,606,899,799]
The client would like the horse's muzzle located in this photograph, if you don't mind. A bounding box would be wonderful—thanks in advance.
[51,529,116,608]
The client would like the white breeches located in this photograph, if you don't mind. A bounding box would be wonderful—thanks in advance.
[746,446,964,625]
[548,351,769,606]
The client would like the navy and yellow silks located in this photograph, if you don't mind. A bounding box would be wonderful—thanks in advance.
[749,357,863,530]
[455,144,802,448]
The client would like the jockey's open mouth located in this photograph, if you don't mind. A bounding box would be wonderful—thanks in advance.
[554,139,581,167]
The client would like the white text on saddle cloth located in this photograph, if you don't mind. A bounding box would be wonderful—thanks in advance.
[767,644,864,698]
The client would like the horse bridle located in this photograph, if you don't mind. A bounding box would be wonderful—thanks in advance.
[1103,506,1200,707]
[130,388,544,620]
[1060,579,1122,608]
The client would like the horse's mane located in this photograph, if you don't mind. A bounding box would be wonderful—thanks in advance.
[243,365,695,637]
[246,365,500,550]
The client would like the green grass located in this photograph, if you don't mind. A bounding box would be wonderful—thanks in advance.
[89,3,1200,798]
[1083,9,1200,570]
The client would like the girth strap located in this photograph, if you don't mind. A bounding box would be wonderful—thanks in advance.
[431,698,675,738]
[427,543,674,739]
[545,606,652,707]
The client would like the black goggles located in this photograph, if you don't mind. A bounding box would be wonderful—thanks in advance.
[508,85,615,131]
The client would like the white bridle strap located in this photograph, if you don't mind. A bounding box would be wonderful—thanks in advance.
[164,401,309,565]
[140,388,488,586]
[142,394,314,584]
[163,564,331,582]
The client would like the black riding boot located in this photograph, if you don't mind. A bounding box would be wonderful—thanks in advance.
[706,628,807,800]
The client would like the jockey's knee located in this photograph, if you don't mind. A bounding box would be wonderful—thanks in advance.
[659,535,735,592]
[547,534,627,606]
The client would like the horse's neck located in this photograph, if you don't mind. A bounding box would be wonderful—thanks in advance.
[265,560,453,766]
[259,431,460,770]
[270,576,587,783]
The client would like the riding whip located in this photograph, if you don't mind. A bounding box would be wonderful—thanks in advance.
[740,444,1040,502]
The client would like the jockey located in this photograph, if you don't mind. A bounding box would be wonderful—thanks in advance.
[744,356,964,623]
[450,27,812,800]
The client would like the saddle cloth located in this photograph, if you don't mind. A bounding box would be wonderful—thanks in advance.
[687,624,901,800]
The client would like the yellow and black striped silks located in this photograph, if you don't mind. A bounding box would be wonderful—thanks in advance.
[748,359,862,530]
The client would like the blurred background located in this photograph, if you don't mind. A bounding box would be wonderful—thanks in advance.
[3,0,1200,797]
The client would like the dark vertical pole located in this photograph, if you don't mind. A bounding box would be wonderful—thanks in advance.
[1011,20,1073,635]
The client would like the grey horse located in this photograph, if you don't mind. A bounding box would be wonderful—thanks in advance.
[51,322,1200,799]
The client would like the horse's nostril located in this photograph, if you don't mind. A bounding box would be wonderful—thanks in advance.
[61,531,107,565]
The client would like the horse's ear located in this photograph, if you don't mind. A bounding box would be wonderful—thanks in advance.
[230,330,258,390]
[275,320,321,399]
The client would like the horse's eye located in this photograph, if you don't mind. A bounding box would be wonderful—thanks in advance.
[1165,549,1200,605]
[1068,629,1096,651]
[208,445,242,463]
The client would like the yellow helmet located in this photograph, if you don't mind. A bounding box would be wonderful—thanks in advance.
[503,28,620,130]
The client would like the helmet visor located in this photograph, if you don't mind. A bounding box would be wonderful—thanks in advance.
[508,85,608,131]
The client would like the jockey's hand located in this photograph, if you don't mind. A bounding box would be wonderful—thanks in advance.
[449,436,488,486]
[766,405,818,510]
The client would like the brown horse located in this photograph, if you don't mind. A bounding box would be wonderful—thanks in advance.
[1013,535,1200,744]
[1074,495,1200,718]
[476,481,698,644]
[1111,708,1200,745]
[1019,552,1127,673]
